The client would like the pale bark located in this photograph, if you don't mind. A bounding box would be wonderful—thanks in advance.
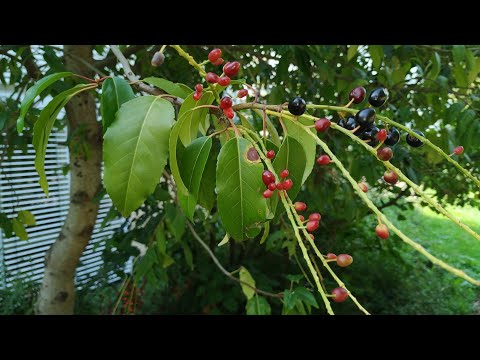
[36,45,102,314]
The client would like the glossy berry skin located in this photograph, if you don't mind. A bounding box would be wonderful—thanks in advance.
[212,58,224,66]
[309,213,321,221]
[378,129,387,142]
[208,48,222,63]
[326,253,337,260]
[360,126,379,147]
[454,146,464,155]
[220,96,233,110]
[237,89,248,98]
[266,150,275,159]
[336,254,353,267]
[206,72,219,83]
[218,76,231,87]
[223,107,235,119]
[193,92,202,101]
[383,170,399,185]
[368,87,389,107]
[315,118,331,132]
[345,116,357,130]
[306,220,319,232]
[262,170,275,186]
[282,179,293,190]
[316,155,331,165]
[331,287,349,303]
[276,182,284,190]
[280,169,289,178]
[263,189,274,199]
[268,182,277,191]
[223,61,241,77]
[375,223,389,240]
[195,84,203,92]
[355,108,376,129]
[337,118,347,128]
[151,51,165,67]
[349,86,366,104]
[406,130,425,148]
[384,127,400,146]
[288,97,307,116]
[358,182,368,193]
[294,202,307,212]
[377,147,393,161]
[298,215,305,222]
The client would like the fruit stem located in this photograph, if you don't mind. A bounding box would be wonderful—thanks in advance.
[159,45,167,53]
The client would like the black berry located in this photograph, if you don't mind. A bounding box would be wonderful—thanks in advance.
[288,97,307,116]
[406,130,425,148]
[368,87,389,107]
[359,126,379,147]
[354,108,376,129]
[384,127,400,146]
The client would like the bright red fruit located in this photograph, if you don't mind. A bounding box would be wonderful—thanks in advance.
[268,182,277,191]
[315,118,331,132]
[358,182,368,193]
[298,215,305,222]
[223,107,235,119]
[316,155,331,165]
[336,254,353,267]
[223,61,241,77]
[266,150,275,159]
[349,86,366,104]
[294,202,307,211]
[378,129,387,142]
[377,147,393,161]
[238,89,248,98]
[331,287,349,303]
[280,169,289,178]
[327,253,337,260]
[218,76,231,86]
[263,189,274,198]
[309,213,321,221]
[282,179,293,190]
[262,170,275,186]
[276,182,284,190]
[193,92,202,101]
[454,146,464,155]
[212,58,224,66]
[375,224,389,240]
[206,72,219,83]
[383,170,398,185]
[220,96,233,109]
[195,84,203,92]
[306,220,319,232]
[208,48,222,63]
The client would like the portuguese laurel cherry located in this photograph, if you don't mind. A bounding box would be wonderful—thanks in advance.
[266,150,275,159]
[151,51,165,67]
[263,189,274,199]
[375,223,389,240]
[237,89,249,98]
[288,97,307,116]
[208,48,222,63]
[383,170,399,185]
[377,146,393,161]
[223,107,235,119]
[280,169,289,178]
[282,179,293,191]
[359,126,379,147]
[309,213,321,221]
[377,128,387,142]
[355,108,376,129]
[358,182,368,193]
[195,84,203,92]
[220,96,233,110]
[223,61,241,78]
[306,220,319,232]
[193,92,202,101]
[298,215,305,222]
[315,118,331,132]
[294,202,307,212]
[206,72,219,84]
[349,86,366,104]
[406,130,425,148]
[454,146,464,155]
[384,127,400,146]
[331,287,349,303]
[218,76,231,87]
[262,170,275,186]
[368,87,390,107]
[326,253,337,260]
[316,155,331,165]
[268,182,277,191]
[336,254,353,267]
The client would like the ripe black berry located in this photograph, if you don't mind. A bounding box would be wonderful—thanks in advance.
[406,130,425,148]
[288,97,307,116]
[345,116,357,130]
[359,126,379,147]
[368,87,389,107]
[338,118,347,128]
[384,127,400,146]
[354,108,376,129]
[349,86,366,104]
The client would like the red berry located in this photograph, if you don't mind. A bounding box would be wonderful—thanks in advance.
[276,182,284,190]
[220,96,233,109]
[193,92,202,101]
[195,84,203,92]
[212,58,224,66]
[280,169,289,178]
[378,128,387,142]
[282,179,293,190]
[331,287,349,303]
[377,147,393,161]
[294,202,307,212]
[454,146,464,155]
[206,72,219,83]
[208,48,222,63]
[266,150,275,159]
[327,253,337,260]
[263,189,274,198]
[298,215,305,222]
[349,87,366,104]
[309,213,321,221]
[223,107,235,119]
[238,89,248,98]
[306,220,319,232]
[383,170,398,185]
[223,61,241,77]
[218,76,231,87]
[316,155,331,165]
[358,182,368,193]
[315,118,331,132]
[262,170,275,186]
[268,182,277,191]
[336,254,353,267]
[375,223,389,240]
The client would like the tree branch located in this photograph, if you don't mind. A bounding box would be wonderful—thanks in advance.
[96,45,148,68]
[20,46,42,79]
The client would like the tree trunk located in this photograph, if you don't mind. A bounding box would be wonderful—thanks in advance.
[36,45,102,315]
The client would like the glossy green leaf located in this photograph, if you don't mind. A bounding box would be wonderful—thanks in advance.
[33,83,95,195]
[284,119,315,183]
[101,76,135,132]
[0,213,13,238]
[17,71,73,133]
[452,45,466,64]
[104,96,175,217]
[177,91,215,146]
[216,137,268,241]
[199,114,210,135]
[178,136,212,220]
[369,45,384,70]
[453,65,468,88]
[239,266,256,300]
[283,289,297,310]
[143,77,193,99]
[17,210,36,226]
[246,295,271,315]
[295,287,319,308]
[347,45,359,61]
[12,218,28,240]
[197,141,218,213]
[237,111,255,132]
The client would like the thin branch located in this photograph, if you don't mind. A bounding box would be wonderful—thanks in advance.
[96,45,147,68]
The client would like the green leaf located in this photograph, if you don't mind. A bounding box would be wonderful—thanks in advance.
[0,213,13,238]
[100,76,135,132]
[164,204,186,242]
[143,77,193,99]
[369,45,384,70]
[17,71,73,133]
[260,222,270,244]
[156,224,167,253]
[218,233,230,246]
[177,91,215,146]
[216,137,268,241]
[103,96,175,217]
[33,83,95,195]
[197,142,218,213]
[199,114,210,135]
[286,274,304,283]
[17,210,36,226]
[283,289,297,310]
[453,65,468,88]
[294,287,319,308]
[12,218,28,240]
[347,45,359,62]
[246,295,271,315]
[178,136,212,220]
[426,52,441,80]
[284,119,316,183]
[237,111,255,132]
[239,266,256,300]
[452,45,466,64]
[182,242,194,270]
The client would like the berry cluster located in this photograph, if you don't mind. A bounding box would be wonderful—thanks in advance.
[120,282,144,315]
[261,169,293,198]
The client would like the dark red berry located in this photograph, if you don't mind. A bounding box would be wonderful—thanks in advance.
[294,202,307,212]
[368,87,389,107]
[268,182,277,191]
[262,170,275,186]
[336,254,353,267]
[223,107,235,119]
[237,89,248,98]
[327,253,337,260]
[280,169,289,178]
[208,48,222,63]
[358,182,368,193]
[406,130,425,148]
[309,213,321,221]
[218,76,231,87]
[384,127,400,146]
[282,179,293,190]
[212,58,224,66]
[316,155,331,165]
[223,61,241,77]
[354,108,376,129]
[193,92,202,101]
[378,129,387,142]
[276,182,284,190]
[377,147,393,161]
[331,287,349,303]
[206,72,219,83]
[306,220,319,232]
[375,224,389,240]
[454,146,464,155]
[263,189,274,198]
[220,96,233,109]
[195,84,203,92]
[349,86,366,104]
[288,97,307,116]
[298,215,305,222]
[383,170,398,185]
[315,118,331,132]
[266,150,275,159]
[151,51,165,67]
